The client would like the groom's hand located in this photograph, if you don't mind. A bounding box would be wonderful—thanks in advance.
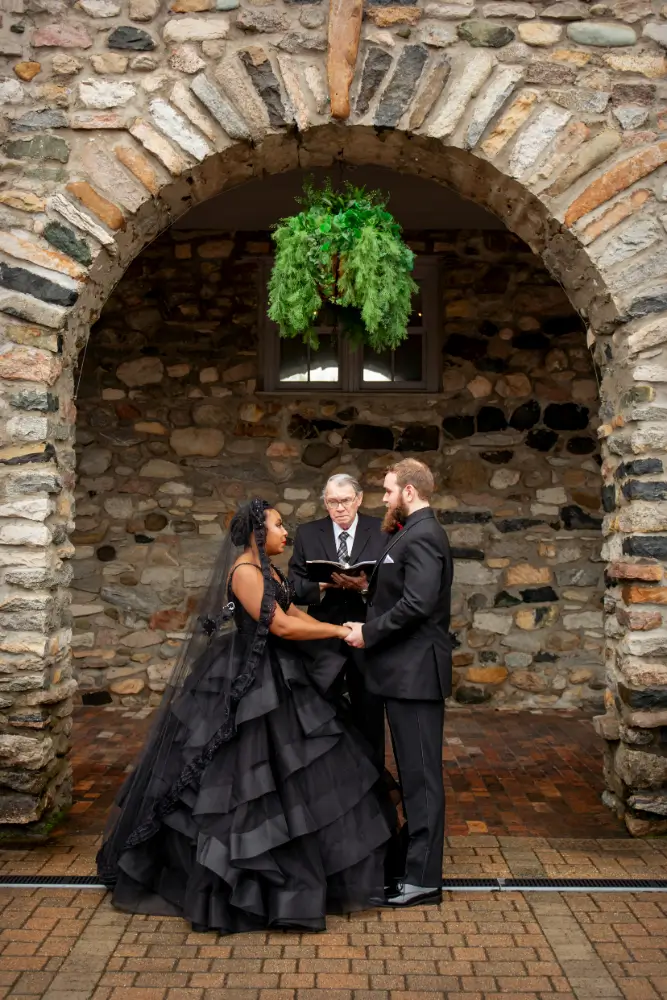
[343,622,365,648]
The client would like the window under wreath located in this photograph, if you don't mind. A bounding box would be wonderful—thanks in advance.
[258,257,442,393]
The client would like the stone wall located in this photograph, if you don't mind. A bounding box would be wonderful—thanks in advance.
[73,225,605,709]
[5,0,667,833]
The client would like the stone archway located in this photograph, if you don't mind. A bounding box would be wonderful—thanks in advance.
[2,0,667,834]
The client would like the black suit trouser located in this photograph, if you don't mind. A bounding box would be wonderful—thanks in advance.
[329,649,386,774]
[385,697,445,888]
[346,650,385,774]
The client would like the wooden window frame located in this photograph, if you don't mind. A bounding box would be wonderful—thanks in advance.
[258,256,442,394]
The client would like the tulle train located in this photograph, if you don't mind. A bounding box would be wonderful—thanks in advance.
[101,632,391,934]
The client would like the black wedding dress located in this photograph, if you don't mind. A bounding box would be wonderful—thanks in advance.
[97,565,391,934]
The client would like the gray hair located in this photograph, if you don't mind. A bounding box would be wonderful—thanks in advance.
[321,473,363,502]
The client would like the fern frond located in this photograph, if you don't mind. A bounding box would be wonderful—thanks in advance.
[269,180,417,352]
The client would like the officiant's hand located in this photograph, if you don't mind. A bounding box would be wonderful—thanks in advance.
[331,571,368,592]
[343,622,365,648]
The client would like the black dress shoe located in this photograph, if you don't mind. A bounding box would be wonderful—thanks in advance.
[376,883,442,908]
[384,875,400,896]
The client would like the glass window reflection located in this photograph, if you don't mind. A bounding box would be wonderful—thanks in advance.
[309,334,338,382]
[362,334,423,384]
[279,333,339,383]
[394,334,423,382]
[279,338,308,382]
[363,347,392,382]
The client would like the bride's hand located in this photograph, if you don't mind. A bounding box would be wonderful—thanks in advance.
[336,624,351,639]
[342,622,365,649]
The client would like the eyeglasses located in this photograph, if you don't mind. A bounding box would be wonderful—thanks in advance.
[325,497,358,510]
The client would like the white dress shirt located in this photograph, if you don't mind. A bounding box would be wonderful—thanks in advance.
[333,515,358,562]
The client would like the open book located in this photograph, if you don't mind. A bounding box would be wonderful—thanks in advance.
[306,559,376,584]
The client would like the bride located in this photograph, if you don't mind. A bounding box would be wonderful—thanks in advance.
[96,497,392,934]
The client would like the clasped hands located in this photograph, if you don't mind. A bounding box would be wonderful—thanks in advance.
[342,622,365,648]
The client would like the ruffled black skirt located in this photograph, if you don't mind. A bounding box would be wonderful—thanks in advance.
[100,632,391,934]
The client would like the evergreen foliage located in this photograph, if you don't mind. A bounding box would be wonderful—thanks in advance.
[268,180,418,350]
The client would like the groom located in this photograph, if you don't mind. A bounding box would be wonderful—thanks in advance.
[344,458,452,908]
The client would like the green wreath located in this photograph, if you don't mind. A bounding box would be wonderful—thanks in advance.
[268,179,418,351]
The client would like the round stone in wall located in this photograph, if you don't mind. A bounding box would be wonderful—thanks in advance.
[110,677,146,695]
[455,683,492,704]
[566,21,637,46]
[117,357,164,387]
[302,442,339,468]
[442,415,475,439]
[144,512,168,532]
[193,403,227,428]
[477,406,508,433]
[96,545,116,562]
[526,429,558,451]
[79,446,112,476]
[544,403,589,431]
[567,436,596,454]
[458,18,515,46]
[108,25,156,49]
[510,671,548,693]
[170,428,225,457]
[447,458,488,491]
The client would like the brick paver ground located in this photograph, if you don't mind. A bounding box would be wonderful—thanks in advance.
[1,706,666,1000]
[64,705,621,840]
[1,884,666,1000]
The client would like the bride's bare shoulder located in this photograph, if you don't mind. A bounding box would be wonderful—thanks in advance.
[228,558,262,588]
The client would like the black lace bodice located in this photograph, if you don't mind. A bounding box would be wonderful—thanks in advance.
[229,563,294,632]
[269,566,295,613]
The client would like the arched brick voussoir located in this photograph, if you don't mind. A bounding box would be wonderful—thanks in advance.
[57,125,624,360]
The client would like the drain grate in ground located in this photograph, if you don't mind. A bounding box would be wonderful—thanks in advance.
[442,876,667,892]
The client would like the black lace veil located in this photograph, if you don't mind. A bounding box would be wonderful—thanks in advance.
[96,497,276,886]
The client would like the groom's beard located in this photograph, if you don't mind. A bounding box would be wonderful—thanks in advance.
[382,501,407,534]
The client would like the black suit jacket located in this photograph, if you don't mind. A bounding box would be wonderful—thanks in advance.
[288,513,386,626]
[362,507,453,701]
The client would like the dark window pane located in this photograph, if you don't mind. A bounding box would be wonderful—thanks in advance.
[363,346,392,383]
[394,334,423,382]
[409,282,423,327]
[279,337,308,382]
[309,333,339,382]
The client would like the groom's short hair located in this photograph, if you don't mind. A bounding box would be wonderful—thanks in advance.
[391,459,435,501]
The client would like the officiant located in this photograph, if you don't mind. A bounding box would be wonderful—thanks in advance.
[288,473,387,769]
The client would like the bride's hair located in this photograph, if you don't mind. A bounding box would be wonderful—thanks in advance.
[229,497,272,547]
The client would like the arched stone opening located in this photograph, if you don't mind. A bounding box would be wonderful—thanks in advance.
[72,160,605,721]
[0,124,665,839]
